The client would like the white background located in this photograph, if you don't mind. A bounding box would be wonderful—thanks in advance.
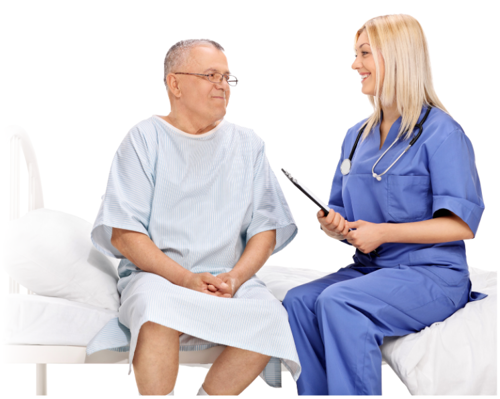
[1,0,498,397]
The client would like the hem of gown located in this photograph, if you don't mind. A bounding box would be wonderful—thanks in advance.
[91,219,150,258]
[124,315,300,385]
[275,223,298,255]
[247,222,297,256]
[108,343,222,353]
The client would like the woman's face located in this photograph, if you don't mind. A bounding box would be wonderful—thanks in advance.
[352,30,384,97]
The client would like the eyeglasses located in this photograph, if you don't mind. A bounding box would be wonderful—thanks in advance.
[174,72,238,86]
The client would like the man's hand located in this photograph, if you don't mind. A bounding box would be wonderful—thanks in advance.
[182,272,231,297]
[317,209,350,240]
[210,272,242,298]
[346,220,385,253]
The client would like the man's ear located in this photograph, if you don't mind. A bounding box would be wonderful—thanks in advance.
[166,73,181,97]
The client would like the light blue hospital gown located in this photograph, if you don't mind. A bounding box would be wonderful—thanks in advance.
[86,116,300,386]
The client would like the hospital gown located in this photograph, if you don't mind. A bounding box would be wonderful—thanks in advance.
[86,116,300,386]
[283,106,486,395]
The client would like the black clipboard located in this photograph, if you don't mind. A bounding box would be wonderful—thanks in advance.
[282,169,329,216]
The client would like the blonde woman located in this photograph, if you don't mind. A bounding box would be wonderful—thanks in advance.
[283,15,486,395]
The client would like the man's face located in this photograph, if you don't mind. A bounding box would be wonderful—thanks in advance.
[176,45,231,123]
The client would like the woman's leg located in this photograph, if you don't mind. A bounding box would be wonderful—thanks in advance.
[132,321,181,395]
[282,267,365,395]
[202,346,271,395]
[315,265,467,395]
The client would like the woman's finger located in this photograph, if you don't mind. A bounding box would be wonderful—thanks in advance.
[341,223,350,237]
[348,220,362,229]
[325,209,335,224]
[337,217,345,233]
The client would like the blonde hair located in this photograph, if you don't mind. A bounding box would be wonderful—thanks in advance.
[356,14,448,139]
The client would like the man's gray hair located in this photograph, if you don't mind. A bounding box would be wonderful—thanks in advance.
[164,39,225,85]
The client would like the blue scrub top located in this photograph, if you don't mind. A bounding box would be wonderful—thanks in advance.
[329,106,485,280]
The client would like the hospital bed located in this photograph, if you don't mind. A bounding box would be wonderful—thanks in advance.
[1,126,497,395]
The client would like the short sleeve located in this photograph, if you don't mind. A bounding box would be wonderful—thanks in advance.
[245,142,298,254]
[91,128,157,257]
[430,129,484,236]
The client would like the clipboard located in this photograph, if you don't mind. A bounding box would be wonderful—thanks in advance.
[282,169,329,216]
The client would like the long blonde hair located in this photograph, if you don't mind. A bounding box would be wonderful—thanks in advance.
[357,14,448,139]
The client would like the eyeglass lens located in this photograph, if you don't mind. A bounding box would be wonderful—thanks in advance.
[208,73,237,86]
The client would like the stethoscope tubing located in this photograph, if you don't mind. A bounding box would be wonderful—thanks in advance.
[342,106,432,178]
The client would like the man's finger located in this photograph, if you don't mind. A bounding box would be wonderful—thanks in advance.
[204,273,228,290]
[202,289,219,297]
[207,284,218,292]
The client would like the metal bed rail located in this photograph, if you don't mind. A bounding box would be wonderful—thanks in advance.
[7,126,46,394]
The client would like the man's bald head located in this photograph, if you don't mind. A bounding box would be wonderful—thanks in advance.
[163,39,225,87]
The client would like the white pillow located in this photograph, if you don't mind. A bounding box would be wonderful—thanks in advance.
[1,208,120,311]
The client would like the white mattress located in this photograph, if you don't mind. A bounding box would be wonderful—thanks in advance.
[3,266,496,395]
[3,294,118,346]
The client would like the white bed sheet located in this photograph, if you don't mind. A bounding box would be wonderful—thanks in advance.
[3,266,496,395]
[2,294,118,346]
[257,265,497,396]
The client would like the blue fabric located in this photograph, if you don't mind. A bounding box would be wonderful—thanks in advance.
[283,265,471,395]
[328,107,485,303]
[285,107,486,395]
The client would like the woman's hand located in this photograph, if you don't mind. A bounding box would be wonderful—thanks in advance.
[317,209,350,240]
[182,272,231,297]
[209,272,242,298]
[346,220,385,253]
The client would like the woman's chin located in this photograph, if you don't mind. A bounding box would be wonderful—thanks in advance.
[361,87,375,96]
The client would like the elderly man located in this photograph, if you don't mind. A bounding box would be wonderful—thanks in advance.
[86,39,300,396]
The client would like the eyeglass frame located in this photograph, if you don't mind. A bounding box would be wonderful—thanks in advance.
[173,72,238,86]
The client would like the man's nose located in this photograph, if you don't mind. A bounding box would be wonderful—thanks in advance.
[214,80,229,92]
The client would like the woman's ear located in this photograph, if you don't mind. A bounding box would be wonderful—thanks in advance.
[166,73,181,98]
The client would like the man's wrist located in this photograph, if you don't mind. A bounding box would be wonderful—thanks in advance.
[177,269,193,288]
[228,269,243,283]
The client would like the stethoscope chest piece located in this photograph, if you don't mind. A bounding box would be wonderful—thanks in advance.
[340,159,351,176]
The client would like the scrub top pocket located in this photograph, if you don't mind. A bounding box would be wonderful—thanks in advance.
[387,175,432,222]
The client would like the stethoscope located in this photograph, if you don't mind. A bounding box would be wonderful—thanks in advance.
[340,106,432,180]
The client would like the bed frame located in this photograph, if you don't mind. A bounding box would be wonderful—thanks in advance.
[2,126,227,395]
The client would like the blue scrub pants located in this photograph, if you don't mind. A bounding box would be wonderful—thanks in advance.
[282,264,470,395]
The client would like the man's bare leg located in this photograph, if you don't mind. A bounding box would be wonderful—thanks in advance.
[202,347,272,395]
[133,321,181,395]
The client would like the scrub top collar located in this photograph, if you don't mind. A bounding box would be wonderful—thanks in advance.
[371,105,432,150]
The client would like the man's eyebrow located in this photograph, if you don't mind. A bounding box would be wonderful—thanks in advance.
[203,67,231,74]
